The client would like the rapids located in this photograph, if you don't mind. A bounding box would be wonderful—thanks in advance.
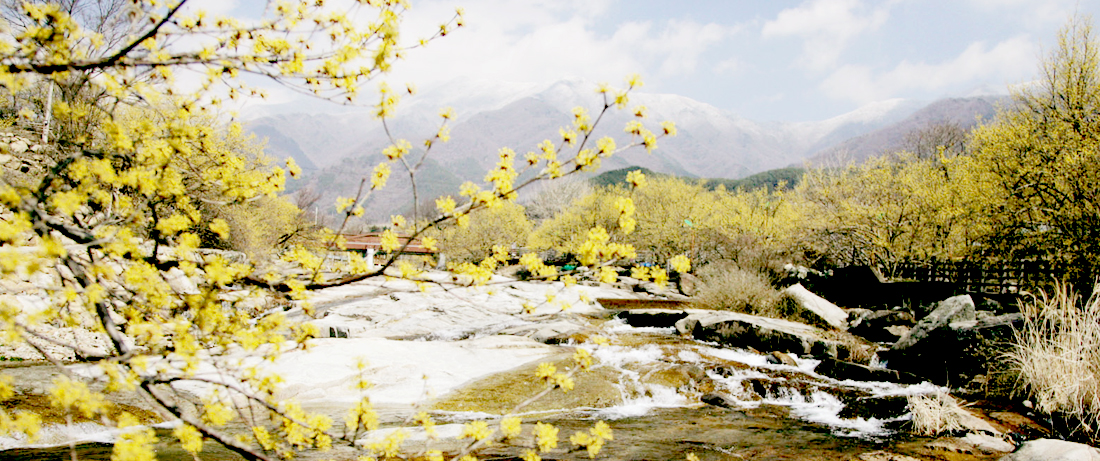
[0,274,1019,460]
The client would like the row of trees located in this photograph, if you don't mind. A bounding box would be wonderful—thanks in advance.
[435,17,1100,293]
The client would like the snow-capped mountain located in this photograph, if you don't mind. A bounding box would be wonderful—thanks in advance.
[245,77,922,178]
[242,77,997,219]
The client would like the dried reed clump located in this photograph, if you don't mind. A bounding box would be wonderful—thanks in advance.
[1004,284,1100,441]
[907,392,969,436]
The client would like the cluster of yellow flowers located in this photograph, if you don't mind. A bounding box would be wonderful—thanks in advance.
[0,0,693,456]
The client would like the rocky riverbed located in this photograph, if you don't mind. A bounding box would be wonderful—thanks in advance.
[1,270,1096,460]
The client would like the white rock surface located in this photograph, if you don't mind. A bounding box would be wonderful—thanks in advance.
[267,335,556,407]
[962,433,1015,453]
[782,283,849,330]
[1000,439,1100,461]
[308,273,628,340]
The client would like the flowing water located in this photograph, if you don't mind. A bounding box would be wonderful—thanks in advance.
[1,308,1012,460]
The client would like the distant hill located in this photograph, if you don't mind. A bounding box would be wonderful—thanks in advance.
[250,125,318,172]
[590,167,667,188]
[704,167,804,192]
[804,95,1009,166]
[246,79,1009,220]
[591,166,803,192]
[245,78,922,179]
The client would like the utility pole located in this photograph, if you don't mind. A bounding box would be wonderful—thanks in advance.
[41,84,54,144]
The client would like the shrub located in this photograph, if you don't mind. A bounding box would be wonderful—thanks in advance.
[429,201,532,263]
[691,262,782,316]
[1005,284,1100,442]
[906,392,969,436]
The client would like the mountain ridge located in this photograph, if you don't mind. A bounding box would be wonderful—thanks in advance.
[250,78,1003,220]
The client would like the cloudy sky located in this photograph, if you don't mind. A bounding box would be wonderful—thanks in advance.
[217,0,1099,122]
[364,0,1095,122]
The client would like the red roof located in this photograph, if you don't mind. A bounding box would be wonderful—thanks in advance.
[335,233,436,254]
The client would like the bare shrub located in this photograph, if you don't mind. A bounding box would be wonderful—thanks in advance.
[1005,284,1100,441]
[907,392,969,436]
[691,261,782,316]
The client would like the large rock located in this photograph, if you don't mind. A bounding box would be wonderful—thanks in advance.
[848,309,916,343]
[893,294,976,350]
[1000,439,1100,461]
[164,267,200,295]
[623,308,871,361]
[676,272,700,297]
[781,283,849,330]
[618,310,688,328]
[815,358,923,384]
[883,294,1023,386]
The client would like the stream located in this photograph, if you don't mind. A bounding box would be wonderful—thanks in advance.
[0,277,1019,460]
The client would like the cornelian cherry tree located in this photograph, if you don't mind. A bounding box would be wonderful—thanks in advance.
[0,0,681,460]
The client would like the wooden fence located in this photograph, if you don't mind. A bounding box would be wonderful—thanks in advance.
[886,259,1064,294]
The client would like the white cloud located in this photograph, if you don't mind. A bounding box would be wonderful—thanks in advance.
[762,0,893,71]
[382,0,736,90]
[820,36,1037,103]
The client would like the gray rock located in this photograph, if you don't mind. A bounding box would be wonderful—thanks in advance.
[677,272,700,297]
[814,357,923,384]
[498,321,587,344]
[782,283,849,330]
[846,308,875,325]
[766,351,798,366]
[686,309,865,360]
[883,299,1023,386]
[962,433,1014,453]
[893,294,976,350]
[8,139,28,154]
[838,394,910,420]
[164,267,199,295]
[329,326,349,338]
[1000,439,1100,461]
[674,316,698,336]
[618,310,688,328]
[884,325,911,339]
[701,393,739,409]
[850,309,916,343]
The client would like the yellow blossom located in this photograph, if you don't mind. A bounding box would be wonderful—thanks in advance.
[500,416,522,438]
[670,255,691,273]
[372,162,391,189]
[661,120,678,136]
[383,139,412,160]
[460,420,492,442]
[535,422,558,452]
[435,196,456,214]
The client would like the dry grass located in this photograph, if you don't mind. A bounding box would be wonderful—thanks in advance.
[906,392,969,436]
[691,262,783,316]
[1004,284,1100,441]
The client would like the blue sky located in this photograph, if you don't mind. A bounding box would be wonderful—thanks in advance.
[215,0,1100,122]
